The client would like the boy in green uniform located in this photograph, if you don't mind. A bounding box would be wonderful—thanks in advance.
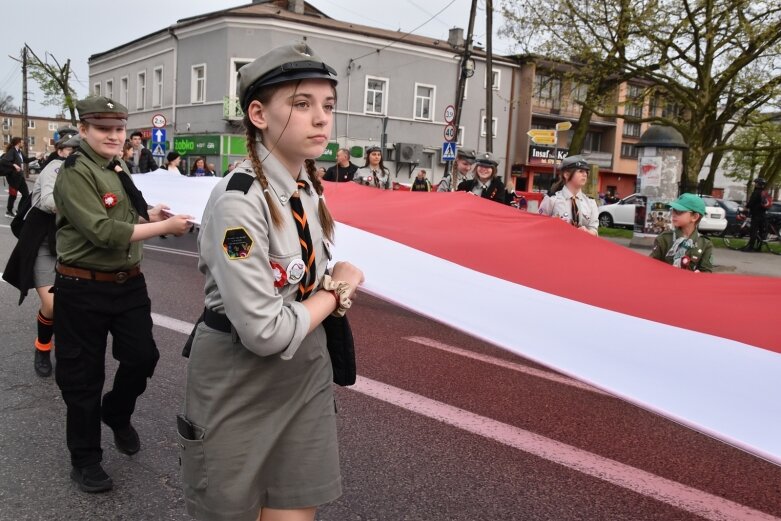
[53,96,192,493]
[650,193,713,272]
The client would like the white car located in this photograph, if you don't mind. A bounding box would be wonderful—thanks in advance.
[598,193,728,234]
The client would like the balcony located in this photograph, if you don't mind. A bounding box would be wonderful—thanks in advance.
[223,96,243,120]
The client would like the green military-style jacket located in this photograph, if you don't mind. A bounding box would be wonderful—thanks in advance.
[53,141,141,271]
[650,229,714,272]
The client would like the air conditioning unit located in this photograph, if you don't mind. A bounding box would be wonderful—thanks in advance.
[394,142,424,164]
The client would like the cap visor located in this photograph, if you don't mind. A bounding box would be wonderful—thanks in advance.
[83,117,127,127]
[258,71,338,89]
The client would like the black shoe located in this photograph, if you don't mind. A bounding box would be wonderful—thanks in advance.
[70,463,113,493]
[4,210,14,218]
[110,423,140,455]
[34,349,52,377]
[740,246,754,252]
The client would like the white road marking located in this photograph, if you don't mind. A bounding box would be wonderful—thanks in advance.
[144,244,199,258]
[405,336,610,396]
[151,313,780,521]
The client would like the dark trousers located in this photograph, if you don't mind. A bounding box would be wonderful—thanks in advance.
[53,273,159,468]
[6,170,29,212]
[747,214,766,250]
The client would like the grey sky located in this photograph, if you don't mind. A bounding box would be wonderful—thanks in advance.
[2,0,515,118]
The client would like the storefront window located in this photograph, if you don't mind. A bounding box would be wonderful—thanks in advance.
[532,172,555,193]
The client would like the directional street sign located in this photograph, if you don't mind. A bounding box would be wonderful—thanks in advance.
[555,121,572,132]
[444,124,457,142]
[441,141,457,161]
[152,128,167,144]
[527,129,557,145]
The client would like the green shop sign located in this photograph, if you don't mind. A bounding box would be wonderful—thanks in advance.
[173,135,221,156]
[318,142,339,162]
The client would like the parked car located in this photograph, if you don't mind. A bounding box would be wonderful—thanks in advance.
[598,193,727,234]
[768,201,781,227]
[700,195,742,236]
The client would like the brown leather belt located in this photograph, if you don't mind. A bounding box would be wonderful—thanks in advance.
[56,263,141,284]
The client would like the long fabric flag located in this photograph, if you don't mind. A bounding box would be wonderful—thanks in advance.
[133,173,781,466]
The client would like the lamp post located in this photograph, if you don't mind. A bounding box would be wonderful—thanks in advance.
[630,125,689,248]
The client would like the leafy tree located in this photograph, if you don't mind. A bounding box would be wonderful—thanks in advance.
[723,118,781,199]
[501,0,781,191]
[0,91,19,113]
[25,45,78,125]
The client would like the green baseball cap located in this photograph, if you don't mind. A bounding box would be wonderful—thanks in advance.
[238,43,337,112]
[669,193,706,216]
[76,96,128,127]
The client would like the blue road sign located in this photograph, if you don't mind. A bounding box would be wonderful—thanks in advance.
[151,142,166,157]
[442,141,457,161]
[152,128,167,144]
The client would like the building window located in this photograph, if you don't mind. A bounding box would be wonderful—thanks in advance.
[663,101,684,120]
[365,76,388,115]
[48,122,58,131]
[484,69,500,91]
[624,103,643,118]
[93,82,101,96]
[583,131,602,152]
[626,84,644,100]
[105,79,113,100]
[570,82,588,105]
[420,151,434,169]
[191,64,206,104]
[414,84,434,121]
[3,135,10,145]
[621,142,638,158]
[120,76,128,107]
[533,74,561,108]
[137,71,146,110]
[457,126,464,146]
[2,117,11,128]
[481,116,498,138]
[28,120,35,129]
[28,136,35,147]
[623,122,641,137]
[153,67,163,107]
[230,59,253,98]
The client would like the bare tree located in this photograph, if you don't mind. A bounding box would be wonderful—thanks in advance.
[0,91,19,113]
[25,44,78,125]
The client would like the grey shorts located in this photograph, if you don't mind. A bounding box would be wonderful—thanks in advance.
[33,243,56,288]
[181,324,341,521]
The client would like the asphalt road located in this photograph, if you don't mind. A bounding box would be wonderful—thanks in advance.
[1,212,780,520]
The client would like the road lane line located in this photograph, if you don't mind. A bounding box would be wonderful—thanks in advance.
[151,313,778,520]
[405,336,609,397]
[144,244,199,258]
[354,376,780,521]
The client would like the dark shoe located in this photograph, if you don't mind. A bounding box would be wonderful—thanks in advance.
[111,423,140,455]
[70,463,113,493]
[4,210,14,218]
[740,246,754,252]
[34,349,52,377]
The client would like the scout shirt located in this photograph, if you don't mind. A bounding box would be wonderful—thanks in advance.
[354,166,390,189]
[538,185,599,233]
[31,157,63,213]
[54,142,140,271]
[650,229,714,272]
[198,144,329,360]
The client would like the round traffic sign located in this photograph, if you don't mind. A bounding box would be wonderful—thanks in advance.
[151,113,167,128]
[444,105,456,123]
[444,124,457,141]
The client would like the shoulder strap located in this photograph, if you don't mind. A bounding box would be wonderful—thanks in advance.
[226,171,255,194]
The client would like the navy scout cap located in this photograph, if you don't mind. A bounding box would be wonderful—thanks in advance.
[456,148,476,162]
[560,155,590,171]
[238,43,338,112]
[475,151,498,167]
[76,96,128,127]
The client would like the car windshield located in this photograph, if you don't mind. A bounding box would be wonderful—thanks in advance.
[721,200,740,211]
[701,196,718,206]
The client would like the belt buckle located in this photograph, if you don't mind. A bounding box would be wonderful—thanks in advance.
[115,271,129,283]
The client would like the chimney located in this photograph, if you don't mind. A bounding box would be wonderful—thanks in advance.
[288,0,304,14]
[448,27,465,48]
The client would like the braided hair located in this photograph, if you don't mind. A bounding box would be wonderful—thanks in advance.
[242,82,336,242]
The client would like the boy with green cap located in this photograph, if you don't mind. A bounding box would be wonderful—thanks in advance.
[650,193,713,272]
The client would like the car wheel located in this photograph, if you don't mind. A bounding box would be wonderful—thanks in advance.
[599,213,613,228]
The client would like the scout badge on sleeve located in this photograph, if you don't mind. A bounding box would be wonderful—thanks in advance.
[222,227,254,260]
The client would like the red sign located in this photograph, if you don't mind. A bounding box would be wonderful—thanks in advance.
[444,124,457,142]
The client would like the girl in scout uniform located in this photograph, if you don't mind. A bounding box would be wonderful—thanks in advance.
[354,145,391,189]
[538,155,599,235]
[180,44,363,521]
[456,151,512,204]
[650,193,713,272]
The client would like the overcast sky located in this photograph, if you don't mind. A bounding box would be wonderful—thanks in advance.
[1,0,515,118]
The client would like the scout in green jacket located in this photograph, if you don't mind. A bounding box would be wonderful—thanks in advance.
[53,96,193,494]
[650,193,714,272]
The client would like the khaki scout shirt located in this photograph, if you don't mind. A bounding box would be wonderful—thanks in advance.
[538,185,599,233]
[649,229,714,272]
[198,144,329,360]
[54,142,139,271]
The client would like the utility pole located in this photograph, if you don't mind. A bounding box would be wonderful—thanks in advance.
[485,0,493,153]
[444,0,478,188]
[21,46,30,161]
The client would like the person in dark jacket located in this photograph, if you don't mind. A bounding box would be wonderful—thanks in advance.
[456,151,511,205]
[410,169,432,191]
[742,177,770,252]
[129,131,157,173]
[2,137,40,217]
[324,148,357,182]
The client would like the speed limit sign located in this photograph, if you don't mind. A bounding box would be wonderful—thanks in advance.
[443,124,457,141]
[444,105,455,123]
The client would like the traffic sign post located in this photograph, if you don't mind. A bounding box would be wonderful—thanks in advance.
[441,142,457,161]
[443,124,457,142]
[151,127,167,162]
[152,114,167,128]
[526,129,556,145]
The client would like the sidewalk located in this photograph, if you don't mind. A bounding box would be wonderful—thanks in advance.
[603,236,781,278]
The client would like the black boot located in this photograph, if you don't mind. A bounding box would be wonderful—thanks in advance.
[71,463,113,493]
[34,349,52,377]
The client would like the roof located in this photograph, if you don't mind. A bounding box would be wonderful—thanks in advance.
[90,0,516,65]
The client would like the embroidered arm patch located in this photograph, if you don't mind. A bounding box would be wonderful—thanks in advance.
[223,227,254,260]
